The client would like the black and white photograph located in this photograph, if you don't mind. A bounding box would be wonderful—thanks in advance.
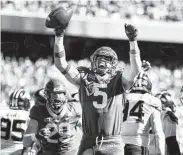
[1,0,183,155]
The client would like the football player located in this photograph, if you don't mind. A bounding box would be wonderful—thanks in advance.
[0,89,31,154]
[22,78,82,155]
[154,91,181,155]
[52,22,142,155]
[121,72,165,155]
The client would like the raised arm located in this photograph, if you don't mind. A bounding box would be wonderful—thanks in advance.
[150,107,165,155]
[54,29,81,87]
[122,24,142,90]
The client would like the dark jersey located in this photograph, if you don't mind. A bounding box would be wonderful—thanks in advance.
[79,69,125,136]
[29,102,81,154]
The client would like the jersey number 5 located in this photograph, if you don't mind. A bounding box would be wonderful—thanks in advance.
[123,100,145,123]
[93,83,107,109]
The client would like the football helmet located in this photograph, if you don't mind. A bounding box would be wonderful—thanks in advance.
[130,72,152,93]
[9,89,31,111]
[44,78,68,115]
[34,88,47,106]
[155,91,176,112]
[90,46,118,76]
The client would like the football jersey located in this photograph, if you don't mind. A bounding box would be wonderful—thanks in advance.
[29,101,81,154]
[79,70,125,136]
[121,93,162,147]
[149,108,178,155]
[0,109,29,151]
[161,107,178,138]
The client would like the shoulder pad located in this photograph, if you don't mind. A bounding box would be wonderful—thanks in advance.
[145,94,162,111]
[77,66,90,73]
[29,105,45,121]
[166,111,178,124]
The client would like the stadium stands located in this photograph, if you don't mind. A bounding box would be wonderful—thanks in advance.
[1,0,183,22]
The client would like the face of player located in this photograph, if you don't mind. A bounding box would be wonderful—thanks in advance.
[95,55,112,75]
[49,91,67,114]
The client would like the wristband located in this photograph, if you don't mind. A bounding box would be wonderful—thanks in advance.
[61,64,71,75]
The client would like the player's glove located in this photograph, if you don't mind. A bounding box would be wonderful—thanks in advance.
[142,60,151,71]
[35,128,51,141]
[54,28,65,37]
[124,23,138,41]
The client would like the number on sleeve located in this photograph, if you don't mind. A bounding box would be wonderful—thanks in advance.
[1,118,11,140]
[93,83,107,109]
[123,100,145,123]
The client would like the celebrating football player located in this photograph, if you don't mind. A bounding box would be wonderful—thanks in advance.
[22,78,82,155]
[122,72,165,155]
[0,89,31,154]
[153,91,181,155]
[51,7,142,153]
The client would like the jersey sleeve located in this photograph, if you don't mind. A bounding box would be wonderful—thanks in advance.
[163,112,178,138]
[150,107,165,155]
[29,105,43,121]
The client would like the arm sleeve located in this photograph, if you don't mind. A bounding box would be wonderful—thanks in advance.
[150,108,165,155]
[122,41,142,90]
[54,36,81,87]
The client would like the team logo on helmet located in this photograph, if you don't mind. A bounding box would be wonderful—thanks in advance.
[44,78,68,115]
[156,91,176,112]
[9,89,31,111]
[90,46,118,76]
[130,72,152,93]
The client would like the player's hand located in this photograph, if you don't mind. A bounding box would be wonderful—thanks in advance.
[36,128,51,140]
[124,23,138,41]
[54,28,65,37]
[142,60,151,71]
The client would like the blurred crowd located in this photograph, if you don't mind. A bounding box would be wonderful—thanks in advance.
[1,0,183,22]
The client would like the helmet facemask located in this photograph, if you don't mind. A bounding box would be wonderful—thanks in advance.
[156,91,176,112]
[90,47,118,77]
[45,90,67,115]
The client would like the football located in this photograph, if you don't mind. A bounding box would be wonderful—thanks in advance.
[45,6,73,29]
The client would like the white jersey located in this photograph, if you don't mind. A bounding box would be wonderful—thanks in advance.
[149,107,178,155]
[121,93,164,148]
[0,109,29,154]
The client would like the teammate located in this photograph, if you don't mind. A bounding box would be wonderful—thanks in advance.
[154,91,181,155]
[22,78,82,155]
[52,21,142,155]
[0,89,31,155]
[121,72,165,155]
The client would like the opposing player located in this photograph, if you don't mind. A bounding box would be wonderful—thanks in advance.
[22,78,82,155]
[121,72,165,155]
[155,91,181,155]
[52,20,142,154]
[0,89,31,154]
